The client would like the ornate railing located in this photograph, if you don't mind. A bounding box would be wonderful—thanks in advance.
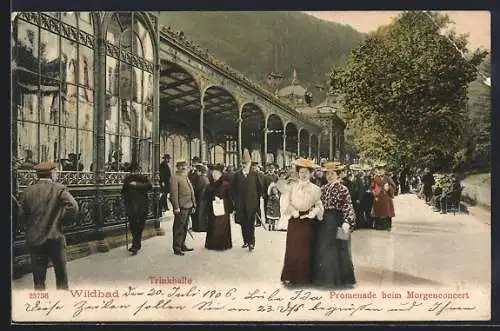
[17,170,96,188]
[13,170,155,238]
[16,170,153,188]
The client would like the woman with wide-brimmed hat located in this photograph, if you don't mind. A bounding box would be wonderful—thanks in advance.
[205,163,233,251]
[280,158,324,286]
[312,161,357,288]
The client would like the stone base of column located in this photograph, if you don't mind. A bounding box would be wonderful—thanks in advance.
[96,239,110,253]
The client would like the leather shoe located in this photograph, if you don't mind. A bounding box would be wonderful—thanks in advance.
[241,243,248,248]
[174,251,185,256]
[181,247,194,252]
[248,244,254,251]
[130,248,138,255]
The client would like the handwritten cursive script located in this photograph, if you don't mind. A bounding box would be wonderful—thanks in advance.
[15,285,483,321]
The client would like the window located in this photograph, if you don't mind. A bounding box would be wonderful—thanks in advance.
[104,12,154,173]
[13,12,95,171]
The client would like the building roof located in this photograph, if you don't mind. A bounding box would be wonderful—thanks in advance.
[277,84,307,98]
[295,106,317,115]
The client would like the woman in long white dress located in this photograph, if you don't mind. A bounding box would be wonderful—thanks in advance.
[280,159,324,286]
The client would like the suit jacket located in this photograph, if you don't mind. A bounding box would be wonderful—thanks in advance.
[171,171,197,210]
[18,179,79,247]
[159,161,171,192]
[121,173,152,215]
[230,169,263,224]
[351,177,365,203]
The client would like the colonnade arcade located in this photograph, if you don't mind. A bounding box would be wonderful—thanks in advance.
[158,61,320,169]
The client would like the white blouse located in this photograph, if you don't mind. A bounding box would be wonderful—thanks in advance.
[284,180,324,221]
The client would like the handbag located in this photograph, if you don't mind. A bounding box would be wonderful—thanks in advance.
[212,198,225,216]
[336,227,350,241]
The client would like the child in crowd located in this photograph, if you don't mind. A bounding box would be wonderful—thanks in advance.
[266,183,281,231]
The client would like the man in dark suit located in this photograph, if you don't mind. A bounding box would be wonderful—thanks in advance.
[18,161,79,290]
[422,169,435,204]
[230,150,263,251]
[121,162,152,255]
[159,154,171,214]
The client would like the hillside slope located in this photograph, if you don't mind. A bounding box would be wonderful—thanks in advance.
[159,11,365,103]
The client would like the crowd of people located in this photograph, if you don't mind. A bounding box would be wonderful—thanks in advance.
[410,169,464,214]
[18,150,403,290]
[154,152,400,288]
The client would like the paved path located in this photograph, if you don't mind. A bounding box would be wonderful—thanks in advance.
[12,194,490,289]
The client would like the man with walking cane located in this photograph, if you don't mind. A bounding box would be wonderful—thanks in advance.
[121,162,152,255]
[170,160,196,256]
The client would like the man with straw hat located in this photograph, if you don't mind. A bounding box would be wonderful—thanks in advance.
[230,150,264,251]
[18,161,79,290]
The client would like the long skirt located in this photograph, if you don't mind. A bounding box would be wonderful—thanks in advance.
[280,217,313,285]
[192,198,208,232]
[312,210,356,288]
[205,214,232,251]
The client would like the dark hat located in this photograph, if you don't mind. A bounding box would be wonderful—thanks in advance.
[33,161,56,172]
[251,161,260,166]
[163,153,171,160]
[195,164,207,173]
[176,160,187,167]
[192,156,201,163]
[212,163,225,172]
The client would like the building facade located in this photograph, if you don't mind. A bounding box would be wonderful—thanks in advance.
[11,11,340,277]
[12,11,161,277]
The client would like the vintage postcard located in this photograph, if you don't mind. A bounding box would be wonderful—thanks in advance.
[11,10,491,322]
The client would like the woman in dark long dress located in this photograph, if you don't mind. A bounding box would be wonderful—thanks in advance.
[192,164,210,232]
[280,158,324,286]
[205,164,233,251]
[312,162,357,288]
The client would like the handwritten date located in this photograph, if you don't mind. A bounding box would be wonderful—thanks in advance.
[256,301,305,316]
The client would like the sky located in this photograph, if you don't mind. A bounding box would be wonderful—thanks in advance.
[303,11,491,50]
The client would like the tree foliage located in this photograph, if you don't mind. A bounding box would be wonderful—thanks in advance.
[336,11,488,170]
[458,54,491,171]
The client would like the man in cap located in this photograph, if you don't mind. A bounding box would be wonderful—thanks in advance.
[121,162,153,255]
[170,160,196,255]
[18,161,79,290]
[159,153,172,214]
[230,150,264,251]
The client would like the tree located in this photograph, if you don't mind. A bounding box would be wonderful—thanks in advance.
[336,11,487,170]
[462,54,491,171]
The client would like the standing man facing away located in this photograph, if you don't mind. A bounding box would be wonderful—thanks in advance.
[170,160,196,256]
[121,162,153,255]
[231,150,263,251]
[159,153,172,214]
[421,168,435,204]
[18,161,79,290]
